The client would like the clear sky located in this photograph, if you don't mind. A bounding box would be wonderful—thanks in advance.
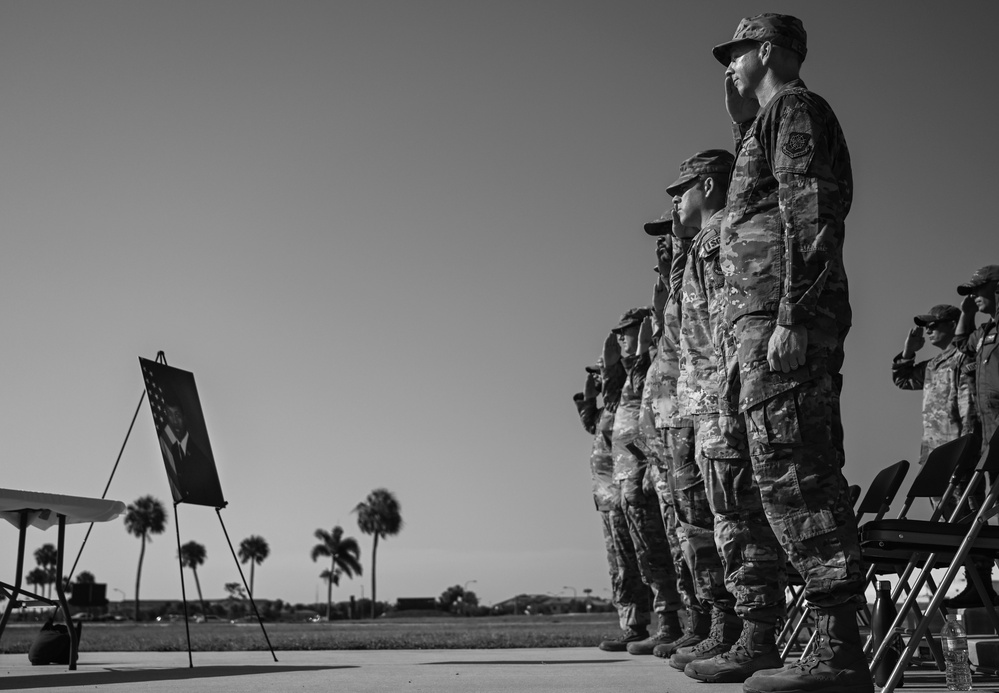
[0,1,995,610]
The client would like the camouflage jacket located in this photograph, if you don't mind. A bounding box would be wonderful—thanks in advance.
[957,319,999,449]
[650,236,693,429]
[721,78,852,338]
[678,211,728,416]
[612,351,651,482]
[574,361,626,511]
[892,343,978,464]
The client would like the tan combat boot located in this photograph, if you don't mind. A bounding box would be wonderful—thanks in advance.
[684,619,783,682]
[653,604,709,658]
[668,605,741,670]
[742,606,873,693]
[626,611,683,655]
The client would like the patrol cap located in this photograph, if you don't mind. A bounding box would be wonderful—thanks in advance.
[712,13,807,66]
[665,150,735,198]
[644,209,673,236]
[913,305,961,327]
[610,307,651,334]
[956,265,999,295]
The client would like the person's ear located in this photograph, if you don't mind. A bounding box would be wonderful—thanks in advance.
[701,175,715,199]
[759,41,772,66]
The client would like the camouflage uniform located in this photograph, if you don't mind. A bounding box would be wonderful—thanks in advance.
[577,358,651,629]
[655,237,732,611]
[720,77,864,610]
[613,346,683,619]
[575,364,632,627]
[956,268,999,451]
[679,210,786,625]
[893,343,978,463]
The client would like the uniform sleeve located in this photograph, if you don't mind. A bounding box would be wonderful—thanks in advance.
[957,356,979,438]
[765,97,847,327]
[891,354,927,391]
[574,393,599,435]
[602,360,626,412]
[717,320,741,416]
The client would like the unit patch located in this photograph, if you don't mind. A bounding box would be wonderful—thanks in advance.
[781,132,813,158]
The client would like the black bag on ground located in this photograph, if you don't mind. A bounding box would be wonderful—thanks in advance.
[28,618,81,665]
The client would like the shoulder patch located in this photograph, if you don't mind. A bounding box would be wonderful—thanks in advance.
[701,235,720,256]
[781,132,812,158]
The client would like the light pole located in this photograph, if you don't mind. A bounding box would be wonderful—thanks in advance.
[563,585,577,599]
[112,588,125,618]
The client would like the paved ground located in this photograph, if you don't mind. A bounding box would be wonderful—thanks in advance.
[0,648,970,693]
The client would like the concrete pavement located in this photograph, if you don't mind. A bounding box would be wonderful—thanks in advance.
[0,648,964,693]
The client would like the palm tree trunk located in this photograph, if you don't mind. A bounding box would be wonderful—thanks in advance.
[327,558,334,622]
[249,561,255,598]
[370,534,379,619]
[135,534,146,622]
[192,567,207,617]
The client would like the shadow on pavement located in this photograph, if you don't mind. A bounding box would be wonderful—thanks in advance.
[0,664,354,690]
[422,659,630,665]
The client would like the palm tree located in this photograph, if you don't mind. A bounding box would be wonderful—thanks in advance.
[123,495,167,621]
[311,526,362,621]
[34,544,57,599]
[353,488,403,618]
[26,567,48,598]
[179,541,208,616]
[237,535,269,597]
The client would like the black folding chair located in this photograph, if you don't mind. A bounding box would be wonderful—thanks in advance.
[861,426,999,693]
[778,459,909,659]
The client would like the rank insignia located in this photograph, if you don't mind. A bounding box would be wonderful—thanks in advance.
[781,132,812,158]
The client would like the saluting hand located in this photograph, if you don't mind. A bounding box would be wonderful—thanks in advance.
[724,75,759,125]
[584,371,600,400]
[637,317,653,354]
[768,324,807,373]
[902,326,924,358]
[653,277,668,319]
[602,331,621,368]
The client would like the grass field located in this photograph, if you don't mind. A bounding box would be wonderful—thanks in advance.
[0,613,623,653]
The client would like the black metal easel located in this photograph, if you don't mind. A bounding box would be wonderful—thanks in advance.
[67,350,277,666]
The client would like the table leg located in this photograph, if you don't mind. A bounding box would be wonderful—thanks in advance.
[0,512,29,643]
[55,515,77,670]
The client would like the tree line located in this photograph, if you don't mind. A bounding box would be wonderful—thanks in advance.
[18,487,403,622]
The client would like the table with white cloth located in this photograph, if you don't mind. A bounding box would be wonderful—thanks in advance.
[0,488,126,669]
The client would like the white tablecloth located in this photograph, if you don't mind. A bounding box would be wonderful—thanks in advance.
[0,488,126,531]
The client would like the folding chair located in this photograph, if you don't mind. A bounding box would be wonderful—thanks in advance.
[857,434,981,669]
[777,459,909,659]
[861,426,999,693]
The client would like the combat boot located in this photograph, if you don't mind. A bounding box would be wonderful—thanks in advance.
[653,605,709,658]
[668,605,740,670]
[742,605,873,693]
[626,611,683,655]
[942,565,999,608]
[684,619,783,683]
[598,624,648,652]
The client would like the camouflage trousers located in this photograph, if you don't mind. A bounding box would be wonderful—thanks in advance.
[650,452,700,613]
[599,510,629,629]
[743,372,865,609]
[619,469,683,615]
[607,500,651,628]
[695,413,787,625]
[665,425,733,611]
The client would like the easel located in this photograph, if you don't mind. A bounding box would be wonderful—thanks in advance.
[69,351,277,666]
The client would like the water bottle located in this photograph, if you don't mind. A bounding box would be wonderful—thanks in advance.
[941,613,973,690]
[871,580,899,687]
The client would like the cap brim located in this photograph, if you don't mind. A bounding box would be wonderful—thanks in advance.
[665,172,697,198]
[913,315,935,327]
[644,216,673,236]
[956,283,978,296]
[585,365,601,374]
